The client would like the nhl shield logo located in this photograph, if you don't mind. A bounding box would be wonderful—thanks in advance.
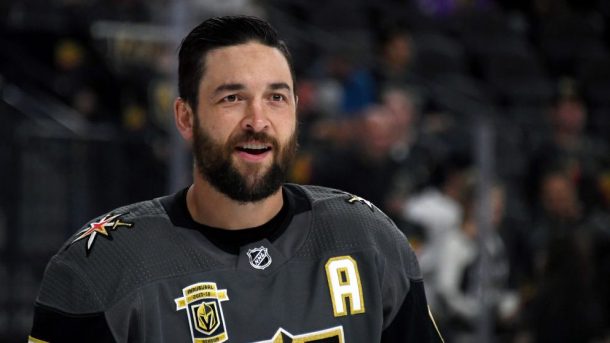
[247,246,272,270]
[175,282,229,343]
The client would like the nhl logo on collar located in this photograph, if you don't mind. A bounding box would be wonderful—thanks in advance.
[246,246,272,270]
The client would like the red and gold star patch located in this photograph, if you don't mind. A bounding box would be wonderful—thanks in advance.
[72,213,133,254]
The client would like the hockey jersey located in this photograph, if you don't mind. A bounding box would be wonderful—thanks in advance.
[29,184,443,342]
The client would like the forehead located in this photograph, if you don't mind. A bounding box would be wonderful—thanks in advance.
[200,42,293,91]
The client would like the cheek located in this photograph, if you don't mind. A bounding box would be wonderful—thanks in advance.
[202,116,236,141]
[278,121,297,146]
[277,111,297,134]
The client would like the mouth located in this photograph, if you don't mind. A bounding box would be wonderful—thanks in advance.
[234,142,273,161]
[235,142,272,154]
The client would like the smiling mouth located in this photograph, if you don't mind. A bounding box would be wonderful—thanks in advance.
[235,143,272,155]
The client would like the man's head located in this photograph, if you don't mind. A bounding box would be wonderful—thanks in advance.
[174,16,298,203]
[540,170,582,221]
[178,15,295,110]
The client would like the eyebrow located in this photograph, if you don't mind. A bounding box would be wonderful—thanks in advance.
[213,83,245,95]
[213,82,292,95]
[269,82,292,92]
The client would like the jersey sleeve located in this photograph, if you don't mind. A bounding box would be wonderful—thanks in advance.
[380,278,444,342]
[376,216,444,342]
[28,256,116,342]
[29,303,115,343]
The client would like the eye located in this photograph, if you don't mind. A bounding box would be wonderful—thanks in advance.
[222,94,239,103]
[271,94,286,102]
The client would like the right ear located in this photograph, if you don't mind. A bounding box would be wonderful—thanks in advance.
[174,97,194,142]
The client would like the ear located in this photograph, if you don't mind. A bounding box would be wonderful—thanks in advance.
[174,98,195,142]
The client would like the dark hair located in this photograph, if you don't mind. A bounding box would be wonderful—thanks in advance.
[178,15,295,109]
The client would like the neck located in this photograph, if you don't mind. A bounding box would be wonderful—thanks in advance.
[186,176,284,230]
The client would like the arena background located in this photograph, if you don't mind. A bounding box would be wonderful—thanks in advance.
[1,1,609,342]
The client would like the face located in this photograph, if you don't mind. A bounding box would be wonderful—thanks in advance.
[360,106,394,158]
[384,34,413,68]
[554,99,586,134]
[541,173,580,219]
[190,42,298,202]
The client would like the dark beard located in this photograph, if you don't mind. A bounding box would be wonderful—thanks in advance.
[192,118,297,203]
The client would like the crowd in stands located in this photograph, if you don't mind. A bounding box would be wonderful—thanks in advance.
[1,0,610,342]
[274,1,610,342]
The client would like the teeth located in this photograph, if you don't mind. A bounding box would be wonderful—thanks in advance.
[240,143,268,150]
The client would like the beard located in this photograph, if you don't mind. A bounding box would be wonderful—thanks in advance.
[192,117,297,203]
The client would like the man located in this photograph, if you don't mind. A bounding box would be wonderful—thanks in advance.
[29,16,443,342]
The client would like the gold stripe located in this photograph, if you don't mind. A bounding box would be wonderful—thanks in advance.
[28,336,50,343]
[428,306,445,343]
[175,297,187,309]
[194,332,228,343]
[292,327,344,343]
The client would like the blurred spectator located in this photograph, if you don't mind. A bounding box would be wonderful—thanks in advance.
[402,151,472,277]
[521,231,608,342]
[519,168,609,342]
[371,27,422,100]
[310,104,398,207]
[529,169,585,271]
[380,87,434,215]
[433,183,519,342]
[311,87,433,214]
[527,83,609,213]
[314,51,376,117]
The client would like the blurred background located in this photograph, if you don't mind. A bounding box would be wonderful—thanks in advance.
[1,0,610,342]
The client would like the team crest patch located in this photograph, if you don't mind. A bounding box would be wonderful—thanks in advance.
[247,246,272,270]
[72,213,133,255]
[175,282,230,343]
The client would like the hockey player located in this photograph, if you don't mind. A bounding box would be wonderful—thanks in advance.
[28,15,443,342]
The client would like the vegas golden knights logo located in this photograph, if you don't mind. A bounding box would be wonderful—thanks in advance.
[175,282,229,343]
[196,302,219,334]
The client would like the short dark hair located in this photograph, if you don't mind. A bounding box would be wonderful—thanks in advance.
[178,15,295,109]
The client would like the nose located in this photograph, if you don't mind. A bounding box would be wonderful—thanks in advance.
[241,99,270,132]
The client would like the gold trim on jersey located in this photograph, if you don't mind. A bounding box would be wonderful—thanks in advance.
[28,336,49,343]
[428,306,445,342]
[325,256,365,316]
[250,326,344,343]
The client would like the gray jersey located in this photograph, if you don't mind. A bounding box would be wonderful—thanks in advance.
[29,184,443,342]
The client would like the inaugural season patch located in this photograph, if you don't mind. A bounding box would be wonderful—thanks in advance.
[175,282,230,343]
[71,212,133,254]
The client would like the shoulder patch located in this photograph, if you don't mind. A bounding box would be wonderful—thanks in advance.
[71,212,133,255]
[336,191,375,212]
